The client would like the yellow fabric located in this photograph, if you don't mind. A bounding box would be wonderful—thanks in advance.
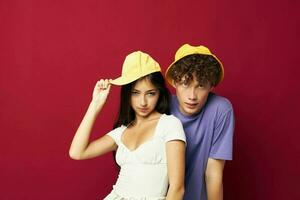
[110,51,161,85]
[165,44,224,86]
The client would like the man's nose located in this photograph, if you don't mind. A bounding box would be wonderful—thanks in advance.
[188,88,197,100]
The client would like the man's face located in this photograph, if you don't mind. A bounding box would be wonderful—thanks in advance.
[174,74,213,116]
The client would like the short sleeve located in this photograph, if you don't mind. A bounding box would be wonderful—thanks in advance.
[106,126,125,146]
[163,115,186,143]
[209,109,235,160]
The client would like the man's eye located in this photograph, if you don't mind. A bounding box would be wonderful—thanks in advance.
[131,91,139,95]
[181,82,189,87]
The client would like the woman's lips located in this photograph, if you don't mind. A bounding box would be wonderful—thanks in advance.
[138,108,149,112]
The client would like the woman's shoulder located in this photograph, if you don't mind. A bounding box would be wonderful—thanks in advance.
[158,114,186,142]
[158,114,184,132]
[111,125,126,132]
[107,125,126,137]
[160,114,182,125]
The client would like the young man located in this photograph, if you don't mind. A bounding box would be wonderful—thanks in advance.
[165,44,235,200]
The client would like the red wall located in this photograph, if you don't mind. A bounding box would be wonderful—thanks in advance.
[1,0,299,199]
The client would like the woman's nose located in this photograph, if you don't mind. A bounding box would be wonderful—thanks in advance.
[140,95,147,106]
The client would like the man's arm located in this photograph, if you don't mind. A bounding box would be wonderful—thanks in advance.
[205,158,225,200]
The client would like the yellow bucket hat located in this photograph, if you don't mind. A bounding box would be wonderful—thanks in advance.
[165,44,224,86]
[110,51,161,85]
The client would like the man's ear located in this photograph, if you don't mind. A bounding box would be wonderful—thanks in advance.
[171,80,177,88]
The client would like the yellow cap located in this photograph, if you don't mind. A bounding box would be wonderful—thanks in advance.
[110,51,161,85]
[165,44,224,86]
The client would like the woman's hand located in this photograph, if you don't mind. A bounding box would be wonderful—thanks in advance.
[69,78,116,160]
[91,79,111,110]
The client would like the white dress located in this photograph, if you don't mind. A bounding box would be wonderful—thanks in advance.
[103,114,186,200]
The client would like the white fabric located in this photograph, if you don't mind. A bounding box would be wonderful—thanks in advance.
[104,114,186,200]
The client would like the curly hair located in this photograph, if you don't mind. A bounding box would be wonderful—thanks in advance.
[168,54,222,87]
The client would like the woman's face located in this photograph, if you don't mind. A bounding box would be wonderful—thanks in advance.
[130,78,160,119]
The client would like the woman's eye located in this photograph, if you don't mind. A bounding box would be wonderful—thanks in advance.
[147,92,156,96]
[131,91,139,95]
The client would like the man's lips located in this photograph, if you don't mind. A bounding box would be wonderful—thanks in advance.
[184,102,198,108]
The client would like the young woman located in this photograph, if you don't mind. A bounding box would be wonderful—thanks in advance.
[69,51,186,200]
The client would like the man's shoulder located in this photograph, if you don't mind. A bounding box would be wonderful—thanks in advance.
[206,93,233,113]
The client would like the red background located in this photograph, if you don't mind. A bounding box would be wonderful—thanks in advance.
[1,0,299,199]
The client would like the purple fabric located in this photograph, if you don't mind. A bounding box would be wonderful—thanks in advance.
[170,93,235,200]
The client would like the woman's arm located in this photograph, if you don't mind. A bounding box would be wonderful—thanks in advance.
[69,79,116,160]
[165,140,186,200]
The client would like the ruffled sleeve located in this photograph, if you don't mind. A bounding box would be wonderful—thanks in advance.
[162,115,186,143]
[106,126,126,146]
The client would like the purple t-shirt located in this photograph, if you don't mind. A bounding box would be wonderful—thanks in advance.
[170,93,234,200]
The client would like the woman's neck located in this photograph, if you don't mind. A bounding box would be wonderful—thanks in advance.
[133,111,162,126]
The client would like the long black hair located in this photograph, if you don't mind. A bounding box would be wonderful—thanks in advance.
[113,71,170,129]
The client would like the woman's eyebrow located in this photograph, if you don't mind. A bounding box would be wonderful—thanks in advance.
[132,88,157,92]
[146,89,157,92]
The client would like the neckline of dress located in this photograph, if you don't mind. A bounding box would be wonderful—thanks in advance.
[120,114,165,152]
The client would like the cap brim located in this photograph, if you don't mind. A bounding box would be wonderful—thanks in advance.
[165,59,177,87]
[109,76,139,85]
[110,69,161,86]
